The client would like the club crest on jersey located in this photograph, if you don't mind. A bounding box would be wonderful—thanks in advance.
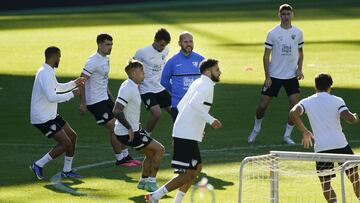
[142,136,148,142]
[192,62,199,67]
[191,159,198,166]
[50,124,57,131]
[103,113,109,119]
[291,34,296,40]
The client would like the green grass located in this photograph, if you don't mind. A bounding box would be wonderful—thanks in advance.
[0,0,360,202]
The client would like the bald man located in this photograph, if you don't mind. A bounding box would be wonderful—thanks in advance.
[161,31,205,121]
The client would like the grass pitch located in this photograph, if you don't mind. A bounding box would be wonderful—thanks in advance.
[0,0,360,202]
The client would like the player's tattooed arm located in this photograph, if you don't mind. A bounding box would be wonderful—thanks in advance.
[113,102,131,130]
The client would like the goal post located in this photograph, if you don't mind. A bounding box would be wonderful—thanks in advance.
[238,151,360,203]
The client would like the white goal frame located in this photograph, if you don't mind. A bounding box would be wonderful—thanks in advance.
[238,151,360,203]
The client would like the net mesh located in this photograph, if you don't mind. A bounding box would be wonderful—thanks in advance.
[239,154,360,203]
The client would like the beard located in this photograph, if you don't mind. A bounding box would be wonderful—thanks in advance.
[211,74,220,82]
[181,46,193,54]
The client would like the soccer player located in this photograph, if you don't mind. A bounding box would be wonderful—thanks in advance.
[133,28,172,136]
[30,46,86,180]
[161,31,205,121]
[79,33,140,166]
[290,73,360,203]
[146,59,223,203]
[248,4,304,145]
[113,60,165,192]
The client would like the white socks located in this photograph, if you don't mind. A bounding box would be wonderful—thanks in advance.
[140,177,148,182]
[173,191,186,203]
[63,156,73,172]
[115,149,129,161]
[122,149,129,157]
[152,185,168,200]
[115,153,124,161]
[35,153,53,167]
[148,176,156,183]
[284,123,294,138]
[253,116,263,132]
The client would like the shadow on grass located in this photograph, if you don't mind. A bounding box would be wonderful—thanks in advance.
[195,172,234,190]
[44,178,88,196]
[129,194,172,203]
[0,0,359,30]
[0,74,359,195]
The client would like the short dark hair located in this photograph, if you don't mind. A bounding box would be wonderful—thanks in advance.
[125,59,143,75]
[279,4,293,12]
[97,33,113,44]
[155,28,171,43]
[45,46,60,60]
[315,73,333,91]
[199,59,218,73]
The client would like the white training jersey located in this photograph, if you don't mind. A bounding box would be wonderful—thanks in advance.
[297,92,349,152]
[114,79,141,135]
[82,52,110,105]
[133,45,169,94]
[30,64,75,124]
[173,75,216,142]
[265,24,304,79]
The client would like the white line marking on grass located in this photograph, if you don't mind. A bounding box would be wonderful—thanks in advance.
[47,140,360,197]
[3,139,360,151]
[1,140,353,197]
[0,143,110,149]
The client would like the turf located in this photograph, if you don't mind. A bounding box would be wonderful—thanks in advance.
[0,0,360,202]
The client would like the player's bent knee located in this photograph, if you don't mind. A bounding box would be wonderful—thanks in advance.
[154,144,165,158]
[150,106,162,118]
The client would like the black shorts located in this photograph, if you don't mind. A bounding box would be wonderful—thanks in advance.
[141,90,171,110]
[116,129,153,150]
[171,137,202,170]
[87,99,114,125]
[33,115,66,138]
[261,77,300,97]
[316,145,356,178]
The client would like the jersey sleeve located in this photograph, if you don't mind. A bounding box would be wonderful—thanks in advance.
[336,97,348,113]
[161,58,173,92]
[56,80,76,92]
[298,30,304,48]
[297,99,307,115]
[133,49,143,62]
[115,85,133,107]
[40,71,74,103]
[188,85,215,124]
[264,31,274,49]
[82,59,96,76]
[199,54,205,62]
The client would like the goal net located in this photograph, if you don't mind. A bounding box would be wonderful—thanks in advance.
[238,151,360,203]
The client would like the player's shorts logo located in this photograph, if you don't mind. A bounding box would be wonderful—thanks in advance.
[50,124,57,131]
[262,86,268,92]
[103,113,109,119]
[142,136,148,142]
[191,159,198,167]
